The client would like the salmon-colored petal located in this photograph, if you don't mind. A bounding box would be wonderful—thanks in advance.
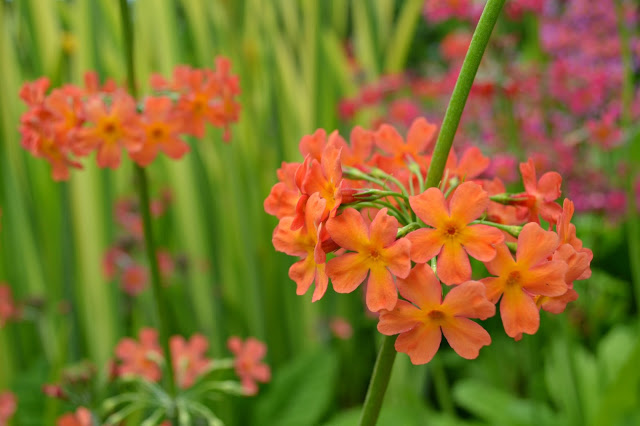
[299,129,326,160]
[311,263,329,302]
[553,244,590,284]
[577,248,593,280]
[455,147,490,179]
[407,117,437,153]
[349,126,374,163]
[516,223,559,267]
[519,159,537,194]
[321,143,343,184]
[395,323,442,365]
[500,286,540,338]
[443,281,495,319]
[407,228,443,263]
[538,171,562,202]
[289,256,315,296]
[97,141,121,169]
[272,217,308,256]
[162,137,190,159]
[252,364,271,382]
[382,238,411,279]
[409,188,449,228]
[437,240,471,285]
[539,288,578,314]
[459,224,503,262]
[370,209,399,248]
[396,263,442,308]
[481,277,505,304]
[484,243,516,276]
[327,252,370,293]
[305,193,326,235]
[441,317,491,359]
[376,124,405,154]
[449,181,489,224]
[522,261,568,297]
[302,160,328,195]
[326,208,369,252]
[366,265,398,312]
[539,201,563,224]
[377,300,422,335]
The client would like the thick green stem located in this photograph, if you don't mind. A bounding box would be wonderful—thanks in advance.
[425,0,506,189]
[118,0,177,398]
[358,1,505,424]
[615,0,640,321]
[358,336,398,426]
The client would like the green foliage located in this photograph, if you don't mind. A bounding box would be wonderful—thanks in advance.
[254,349,339,426]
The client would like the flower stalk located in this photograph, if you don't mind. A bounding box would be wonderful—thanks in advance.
[358,0,506,424]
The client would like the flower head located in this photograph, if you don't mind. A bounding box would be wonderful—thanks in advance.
[408,182,504,285]
[170,334,212,389]
[113,328,162,382]
[378,264,495,364]
[228,337,271,395]
[326,208,411,312]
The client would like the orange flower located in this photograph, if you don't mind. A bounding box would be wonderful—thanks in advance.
[536,199,592,313]
[170,334,212,389]
[114,328,162,382]
[514,159,562,224]
[326,208,411,312]
[407,181,504,285]
[130,96,189,166]
[272,194,329,302]
[228,337,271,396]
[374,117,436,171]
[57,407,92,426]
[482,223,568,338]
[80,92,142,169]
[444,147,490,182]
[378,264,495,364]
[299,141,345,221]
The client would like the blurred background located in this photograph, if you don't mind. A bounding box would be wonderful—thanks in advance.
[1,0,639,425]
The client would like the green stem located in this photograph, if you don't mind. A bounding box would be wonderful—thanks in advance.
[118,0,177,398]
[471,220,522,238]
[424,0,506,189]
[615,0,640,321]
[358,1,505,424]
[358,336,398,426]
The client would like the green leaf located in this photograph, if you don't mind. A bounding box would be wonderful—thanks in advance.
[253,349,338,426]
[454,379,557,426]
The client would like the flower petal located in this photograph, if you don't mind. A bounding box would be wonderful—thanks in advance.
[443,281,495,319]
[383,238,412,279]
[437,240,471,285]
[377,300,422,335]
[538,171,562,202]
[407,117,437,153]
[481,277,505,304]
[311,263,329,302]
[370,208,399,248]
[407,228,443,263]
[327,252,370,293]
[441,317,491,359]
[395,323,442,365]
[396,263,442,308]
[500,286,540,338]
[516,223,559,267]
[289,256,315,296]
[409,188,449,228]
[458,224,503,262]
[449,181,489,224]
[365,265,398,312]
[326,208,369,252]
[522,260,568,297]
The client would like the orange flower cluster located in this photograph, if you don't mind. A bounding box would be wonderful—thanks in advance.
[19,57,240,180]
[265,117,592,364]
[110,329,270,394]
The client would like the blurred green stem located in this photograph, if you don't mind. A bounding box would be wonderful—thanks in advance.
[358,1,505,424]
[615,0,640,321]
[118,0,177,398]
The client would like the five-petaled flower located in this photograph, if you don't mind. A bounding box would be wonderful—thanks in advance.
[408,181,504,285]
[378,264,495,364]
[228,336,271,396]
[326,208,411,312]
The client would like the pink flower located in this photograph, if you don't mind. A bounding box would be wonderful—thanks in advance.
[113,328,162,382]
[170,334,212,389]
[228,337,271,395]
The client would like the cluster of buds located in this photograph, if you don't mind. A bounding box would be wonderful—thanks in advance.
[265,117,592,364]
[18,56,240,180]
[102,190,178,296]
